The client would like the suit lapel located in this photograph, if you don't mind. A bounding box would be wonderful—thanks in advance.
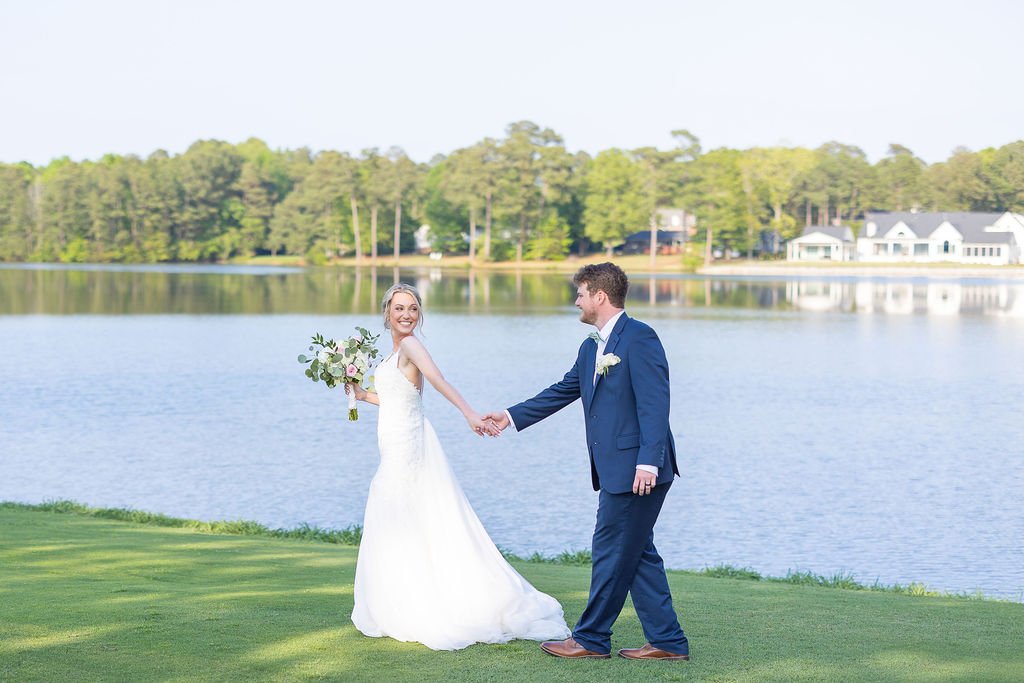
[582,340,597,410]
[593,313,629,394]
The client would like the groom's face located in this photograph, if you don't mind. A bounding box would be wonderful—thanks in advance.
[575,284,600,325]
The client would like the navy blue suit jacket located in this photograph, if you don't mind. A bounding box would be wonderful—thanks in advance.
[508,314,679,494]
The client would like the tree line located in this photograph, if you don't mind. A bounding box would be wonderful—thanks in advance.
[1,122,1022,264]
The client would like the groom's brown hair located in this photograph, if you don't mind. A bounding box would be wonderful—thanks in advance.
[573,262,629,308]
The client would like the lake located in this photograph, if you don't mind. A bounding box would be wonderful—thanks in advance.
[1,263,1022,600]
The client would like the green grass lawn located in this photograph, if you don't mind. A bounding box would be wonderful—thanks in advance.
[1,507,1021,682]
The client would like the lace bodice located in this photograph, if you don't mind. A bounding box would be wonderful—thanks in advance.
[374,351,425,478]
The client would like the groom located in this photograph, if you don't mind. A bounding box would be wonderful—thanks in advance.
[486,262,689,661]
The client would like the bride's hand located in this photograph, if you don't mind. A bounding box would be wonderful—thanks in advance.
[344,382,368,402]
[467,413,500,438]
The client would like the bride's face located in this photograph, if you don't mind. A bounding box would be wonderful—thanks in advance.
[389,292,420,335]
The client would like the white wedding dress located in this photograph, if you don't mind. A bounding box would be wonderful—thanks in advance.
[350,351,570,650]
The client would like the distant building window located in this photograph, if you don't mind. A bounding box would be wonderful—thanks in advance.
[671,214,681,227]
[893,243,903,255]
[975,247,980,256]
[943,240,950,254]
[914,243,929,256]
[997,247,1002,256]
[874,243,887,255]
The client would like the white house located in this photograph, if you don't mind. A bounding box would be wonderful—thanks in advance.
[787,225,856,261]
[857,212,1023,265]
[414,224,432,253]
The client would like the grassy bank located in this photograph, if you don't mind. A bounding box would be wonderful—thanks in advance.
[2,505,1022,681]
[1,501,994,599]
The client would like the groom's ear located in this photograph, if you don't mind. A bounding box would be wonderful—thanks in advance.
[594,289,608,305]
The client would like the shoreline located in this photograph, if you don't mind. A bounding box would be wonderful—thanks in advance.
[7,255,1024,280]
[4,500,1016,602]
[244,254,1024,279]
[698,262,1024,279]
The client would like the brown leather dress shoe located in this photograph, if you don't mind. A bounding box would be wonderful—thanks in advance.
[617,643,690,661]
[540,637,611,659]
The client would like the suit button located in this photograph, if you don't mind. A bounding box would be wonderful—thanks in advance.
[593,441,598,446]
[591,414,597,419]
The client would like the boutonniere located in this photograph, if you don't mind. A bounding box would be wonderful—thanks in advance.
[595,353,620,376]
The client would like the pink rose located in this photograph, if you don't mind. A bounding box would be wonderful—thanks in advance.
[346,364,358,377]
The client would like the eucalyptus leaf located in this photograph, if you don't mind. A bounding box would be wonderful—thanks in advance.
[298,354,307,363]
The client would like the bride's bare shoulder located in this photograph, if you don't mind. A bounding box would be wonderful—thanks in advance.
[399,335,426,352]
[398,335,430,361]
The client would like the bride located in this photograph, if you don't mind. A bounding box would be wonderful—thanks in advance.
[344,283,570,651]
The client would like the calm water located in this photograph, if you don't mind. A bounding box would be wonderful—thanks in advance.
[1,264,1022,599]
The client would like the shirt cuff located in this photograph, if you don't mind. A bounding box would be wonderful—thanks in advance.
[504,409,518,431]
[636,464,659,476]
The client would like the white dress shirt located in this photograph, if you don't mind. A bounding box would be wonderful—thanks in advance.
[592,311,624,384]
[506,310,658,477]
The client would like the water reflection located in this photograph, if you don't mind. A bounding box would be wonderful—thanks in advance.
[786,280,1024,316]
[1,264,1022,317]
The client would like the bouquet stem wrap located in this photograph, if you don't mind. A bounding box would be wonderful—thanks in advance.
[347,384,358,421]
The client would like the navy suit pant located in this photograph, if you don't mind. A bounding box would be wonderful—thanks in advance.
[572,482,689,655]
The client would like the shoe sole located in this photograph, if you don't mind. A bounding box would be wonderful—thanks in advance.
[617,652,690,661]
[541,647,610,659]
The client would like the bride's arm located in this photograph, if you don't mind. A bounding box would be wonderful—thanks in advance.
[344,382,379,406]
[399,337,498,436]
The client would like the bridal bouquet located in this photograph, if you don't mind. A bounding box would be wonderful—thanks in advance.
[298,327,380,420]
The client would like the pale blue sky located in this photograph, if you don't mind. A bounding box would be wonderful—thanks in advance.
[2,0,1022,166]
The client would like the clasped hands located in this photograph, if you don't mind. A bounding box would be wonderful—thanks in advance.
[470,411,510,438]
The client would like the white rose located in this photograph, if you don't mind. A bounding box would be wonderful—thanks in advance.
[317,349,331,363]
[596,353,621,375]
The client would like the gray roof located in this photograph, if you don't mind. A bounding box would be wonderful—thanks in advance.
[798,225,854,242]
[624,229,686,243]
[864,211,1014,244]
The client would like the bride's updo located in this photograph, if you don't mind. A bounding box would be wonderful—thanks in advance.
[381,283,424,331]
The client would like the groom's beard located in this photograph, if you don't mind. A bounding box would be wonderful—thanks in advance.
[578,309,596,325]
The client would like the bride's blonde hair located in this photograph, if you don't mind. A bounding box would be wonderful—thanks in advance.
[381,283,424,331]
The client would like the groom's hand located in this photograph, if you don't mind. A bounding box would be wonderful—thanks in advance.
[483,411,510,432]
[633,469,657,496]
